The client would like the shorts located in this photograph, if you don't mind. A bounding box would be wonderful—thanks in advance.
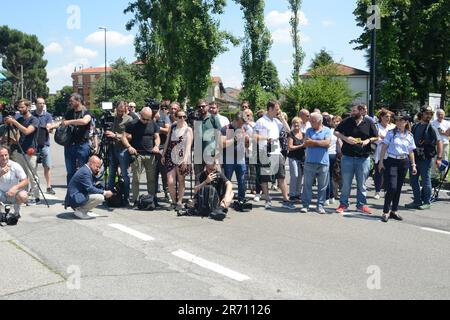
[0,190,22,204]
[39,146,51,168]
[259,154,286,183]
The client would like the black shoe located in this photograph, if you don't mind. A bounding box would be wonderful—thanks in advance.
[47,188,56,195]
[390,212,403,221]
[381,213,389,223]
[210,209,226,221]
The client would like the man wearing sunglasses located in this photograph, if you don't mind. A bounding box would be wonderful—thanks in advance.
[122,107,161,205]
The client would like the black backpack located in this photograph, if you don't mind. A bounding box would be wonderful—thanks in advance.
[54,125,72,146]
[195,185,220,217]
[136,194,156,211]
[412,123,437,160]
[106,178,126,208]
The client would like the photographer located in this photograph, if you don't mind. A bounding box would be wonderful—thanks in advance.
[65,156,113,220]
[0,146,28,219]
[122,107,160,204]
[104,102,133,205]
[191,162,234,221]
[33,97,56,195]
[50,93,93,185]
[4,99,41,205]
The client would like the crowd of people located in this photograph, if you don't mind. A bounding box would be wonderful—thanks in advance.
[0,93,449,224]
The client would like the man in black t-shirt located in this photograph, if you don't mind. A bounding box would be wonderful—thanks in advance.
[122,107,161,203]
[51,93,93,185]
[5,99,41,205]
[334,104,379,214]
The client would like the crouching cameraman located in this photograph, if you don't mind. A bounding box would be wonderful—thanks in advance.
[0,146,28,224]
[187,162,234,221]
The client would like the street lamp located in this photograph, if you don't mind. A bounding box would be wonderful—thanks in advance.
[98,26,107,102]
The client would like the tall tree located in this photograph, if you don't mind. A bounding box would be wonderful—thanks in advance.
[352,0,449,110]
[0,26,49,102]
[234,0,278,109]
[51,86,73,116]
[288,0,305,84]
[125,0,237,104]
[310,49,334,70]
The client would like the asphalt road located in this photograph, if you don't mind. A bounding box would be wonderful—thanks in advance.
[1,142,449,300]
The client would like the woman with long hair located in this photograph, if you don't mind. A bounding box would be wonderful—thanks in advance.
[378,112,417,222]
[162,110,193,210]
[287,117,305,201]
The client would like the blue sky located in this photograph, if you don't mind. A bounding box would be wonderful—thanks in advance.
[1,0,368,93]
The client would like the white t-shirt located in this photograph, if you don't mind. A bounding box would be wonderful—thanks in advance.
[0,161,27,193]
[255,115,283,155]
[432,119,449,145]
[300,121,311,134]
[328,128,338,155]
[217,114,230,129]
[375,123,395,163]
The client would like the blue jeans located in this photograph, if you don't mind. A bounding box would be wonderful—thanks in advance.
[340,156,371,208]
[302,163,329,209]
[224,164,246,200]
[326,154,337,200]
[64,142,91,185]
[288,158,303,198]
[410,159,432,205]
[108,146,130,200]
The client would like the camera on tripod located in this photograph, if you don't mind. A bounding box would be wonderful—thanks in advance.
[145,98,161,112]
[0,203,19,226]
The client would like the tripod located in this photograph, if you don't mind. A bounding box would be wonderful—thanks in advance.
[97,130,113,188]
[5,125,50,208]
[431,164,450,202]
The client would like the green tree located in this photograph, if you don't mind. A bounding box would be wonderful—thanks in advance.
[288,0,305,84]
[125,0,237,104]
[352,0,449,110]
[52,86,73,116]
[0,26,49,102]
[91,58,152,108]
[235,0,279,110]
[310,49,334,69]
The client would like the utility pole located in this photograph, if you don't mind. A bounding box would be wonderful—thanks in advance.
[21,64,24,99]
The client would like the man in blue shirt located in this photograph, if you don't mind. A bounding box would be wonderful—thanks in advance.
[33,98,56,195]
[5,99,41,205]
[301,113,332,214]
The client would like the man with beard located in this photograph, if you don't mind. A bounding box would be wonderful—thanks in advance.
[5,99,41,205]
[334,104,379,214]
[65,156,113,220]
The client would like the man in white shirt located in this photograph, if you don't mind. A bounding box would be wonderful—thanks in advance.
[0,146,29,217]
[255,100,295,210]
[298,109,311,133]
[209,102,230,129]
[432,109,450,162]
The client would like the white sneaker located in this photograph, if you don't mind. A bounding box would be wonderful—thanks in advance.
[317,207,326,214]
[374,193,381,200]
[329,198,336,205]
[324,200,330,206]
[265,201,273,210]
[74,210,94,220]
[300,207,308,213]
[254,194,261,202]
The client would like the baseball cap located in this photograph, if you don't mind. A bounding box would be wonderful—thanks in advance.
[394,111,411,121]
[420,105,434,114]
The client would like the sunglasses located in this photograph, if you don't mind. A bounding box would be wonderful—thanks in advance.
[198,105,208,109]
[177,115,187,119]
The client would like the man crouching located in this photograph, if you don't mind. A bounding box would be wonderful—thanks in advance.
[65,156,113,220]
[0,146,28,221]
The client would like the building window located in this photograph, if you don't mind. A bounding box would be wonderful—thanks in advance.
[78,75,83,85]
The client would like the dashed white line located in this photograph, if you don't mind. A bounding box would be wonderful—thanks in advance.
[108,224,155,241]
[420,227,450,236]
[172,249,250,282]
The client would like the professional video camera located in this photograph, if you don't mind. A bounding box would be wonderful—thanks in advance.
[186,106,200,127]
[0,204,19,226]
[145,98,161,112]
[99,110,115,132]
[0,103,16,118]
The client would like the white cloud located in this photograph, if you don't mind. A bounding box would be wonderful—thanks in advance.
[45,42,63,55]
[322,20,335,28]
[74,46,98,59]
[265,10,308,29]
[47,59,89,93]
[271,28,311,45]
[85,31,134,48]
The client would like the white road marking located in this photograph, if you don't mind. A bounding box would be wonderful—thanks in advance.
[420,227,450,236]
[108,224,155,241]
[172,249,250,282]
